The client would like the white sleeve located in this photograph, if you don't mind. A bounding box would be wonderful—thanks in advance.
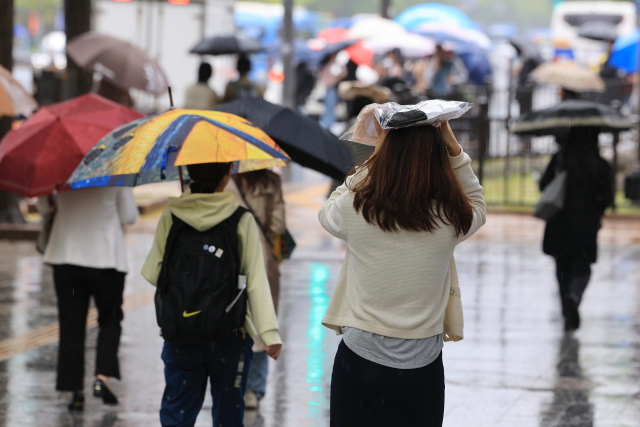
[450,150,486,242]
[318,183,349,241]
[116,188,139,226]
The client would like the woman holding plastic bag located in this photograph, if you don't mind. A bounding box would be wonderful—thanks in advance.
[319,101,486,427]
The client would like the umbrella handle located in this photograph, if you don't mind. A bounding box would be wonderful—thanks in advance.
[168,87,175,110]
[179,165,184,193]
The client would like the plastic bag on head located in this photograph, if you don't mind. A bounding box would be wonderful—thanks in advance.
[340,100,473,146]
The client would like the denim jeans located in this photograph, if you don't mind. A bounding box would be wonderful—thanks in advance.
[246,350,269,399]
[319,86,339,129]
[160,331,254,427]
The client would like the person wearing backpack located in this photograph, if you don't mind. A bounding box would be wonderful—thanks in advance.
[222,55,264,102]
[141,162,282,427]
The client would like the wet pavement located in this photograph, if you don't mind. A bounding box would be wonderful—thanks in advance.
[0,173,639,426]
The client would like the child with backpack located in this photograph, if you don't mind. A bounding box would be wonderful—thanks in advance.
[141,162,282,427]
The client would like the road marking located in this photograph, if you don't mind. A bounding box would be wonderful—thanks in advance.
[0,291,155,362]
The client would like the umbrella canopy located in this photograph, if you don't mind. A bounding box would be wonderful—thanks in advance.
[609,29,640,73]
[190,34,263,56]
[509,37,543,64]
[364,33,436,58]
[317,28,350,44]
[348,16,407,40]
[511,100,634,136]
[66,32,168,96]
[213,98,354,180]
[531,61,605,92]
[457,46,492,86]
[578,21,618,42]
[395,3,478,32]
[416,22,492,51]
[0,65,38,118]
[68,110,289,190]
[346,41,375,66]
[0,94,144,197]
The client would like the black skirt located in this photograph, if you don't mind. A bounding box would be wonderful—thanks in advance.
[330,340,445,427]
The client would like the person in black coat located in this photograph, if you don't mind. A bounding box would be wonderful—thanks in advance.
[539,127,614,331]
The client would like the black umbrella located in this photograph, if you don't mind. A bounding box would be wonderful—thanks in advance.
[213,98,354,179]
[578,22,618,42]
[190,34,263,56]
[511,100,634,136]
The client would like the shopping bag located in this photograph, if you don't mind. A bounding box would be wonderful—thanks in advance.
[534,171,567,222]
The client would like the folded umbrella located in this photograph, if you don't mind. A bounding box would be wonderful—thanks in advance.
[578,21,618,42]
[0,65,38,118]
[66,32,168,96]
[0,94,144,197]
[190,34,263,56]
[531,61,605,92]
[511,99,634,136]
[213,98,354,180]
[68,110,289,190]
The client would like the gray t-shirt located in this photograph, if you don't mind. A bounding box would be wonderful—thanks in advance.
[342,327,443,369]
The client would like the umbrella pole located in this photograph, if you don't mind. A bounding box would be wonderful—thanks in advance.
[179,165,184,193]
[168,87,175,110]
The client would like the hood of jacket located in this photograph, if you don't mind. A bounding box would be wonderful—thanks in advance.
[167,192,239,232]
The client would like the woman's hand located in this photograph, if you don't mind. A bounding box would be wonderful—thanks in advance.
[438,121,462,157]
[265,344,282,360]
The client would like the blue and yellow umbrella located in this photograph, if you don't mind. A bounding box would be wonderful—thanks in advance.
[68,109,290,189]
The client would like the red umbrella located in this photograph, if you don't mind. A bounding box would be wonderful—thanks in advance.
[0,94,144,197]
[346,41,374,66]
[317,28,350,44]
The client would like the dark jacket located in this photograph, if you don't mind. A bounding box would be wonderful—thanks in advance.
[540,142,613,262]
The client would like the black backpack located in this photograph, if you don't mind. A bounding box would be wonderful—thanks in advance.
[155,207,249,344]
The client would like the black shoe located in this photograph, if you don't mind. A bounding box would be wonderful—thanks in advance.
[67,392,84,412]
[564,299,580,331]
[93,379,118,405]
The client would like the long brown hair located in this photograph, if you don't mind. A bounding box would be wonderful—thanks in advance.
[348,125,473,236]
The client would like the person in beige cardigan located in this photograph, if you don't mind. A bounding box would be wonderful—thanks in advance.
[319,121,485,427]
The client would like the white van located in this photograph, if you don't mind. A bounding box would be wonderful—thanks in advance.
[551,1,637,65]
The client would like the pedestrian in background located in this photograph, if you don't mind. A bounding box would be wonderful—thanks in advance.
[319,121,486,426]
[539,127,613,331]
[228,169,286,410]
[423,44,468,99]
[318,52,347,129]
[184,62,221,109]
[41,187,139,411]
[222,55,264,102]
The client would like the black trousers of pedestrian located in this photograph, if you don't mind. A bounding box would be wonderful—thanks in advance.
[52,264,125,391]
[555,255,591,318]
[330,340,445,427]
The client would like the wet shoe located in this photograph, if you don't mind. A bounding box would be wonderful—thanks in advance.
[93,379,118,405]
[67,391,84,412]
[244,389,259,410]
[564,299,580,331]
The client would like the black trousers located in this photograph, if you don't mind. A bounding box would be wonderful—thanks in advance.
[555,255,591,318]
[52,264,125,391]
[330,340,445,427]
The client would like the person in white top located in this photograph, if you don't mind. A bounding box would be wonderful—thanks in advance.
[318,121,485,426]
[42,186,138,411]
[184,63,221,110]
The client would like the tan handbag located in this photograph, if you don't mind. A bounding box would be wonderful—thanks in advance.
[443,256,464,342]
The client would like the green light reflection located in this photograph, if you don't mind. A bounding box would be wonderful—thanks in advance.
[306,263,330,418]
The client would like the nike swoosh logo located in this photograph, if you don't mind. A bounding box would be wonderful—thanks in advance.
[183,310,202,318]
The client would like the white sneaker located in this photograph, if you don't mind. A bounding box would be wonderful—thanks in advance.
[244,389,259,410]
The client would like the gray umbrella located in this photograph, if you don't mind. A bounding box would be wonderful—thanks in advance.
[66,32,168,95]
[578,22,618,42]
[190,34,263,56]
[511,99,634,136]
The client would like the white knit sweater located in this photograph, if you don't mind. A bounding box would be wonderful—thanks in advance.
[318,150,486,340]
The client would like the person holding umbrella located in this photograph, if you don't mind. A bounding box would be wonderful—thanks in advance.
[184,62,220,109]
[539,128,614,331]
[222,55,264,102]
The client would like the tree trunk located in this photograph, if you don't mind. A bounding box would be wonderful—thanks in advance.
[65,0,93,97]
[0,0,25,224]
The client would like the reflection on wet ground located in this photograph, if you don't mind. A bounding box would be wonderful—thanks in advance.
[0,180,639,426]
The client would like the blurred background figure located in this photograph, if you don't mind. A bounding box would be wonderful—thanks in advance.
[227,169,286,411]
[184,62,220,109]
[539,128,613,331]
[318,52,347,129]
[39,187,139,411]
[423,44,468,99]
[95,79,134,108]
[223,55,264,102]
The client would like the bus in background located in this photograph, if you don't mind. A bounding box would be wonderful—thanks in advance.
[550,1,637,66]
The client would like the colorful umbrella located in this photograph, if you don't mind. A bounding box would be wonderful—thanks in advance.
[68,110,290,190]
[0,64,38,118]
[0,94,144,197]
[317,28,350,44]
[395,3,479,32]
[609,29,640,73]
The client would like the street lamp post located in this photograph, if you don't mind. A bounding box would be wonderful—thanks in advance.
[282,0,295,109]
[381,0,392,19]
